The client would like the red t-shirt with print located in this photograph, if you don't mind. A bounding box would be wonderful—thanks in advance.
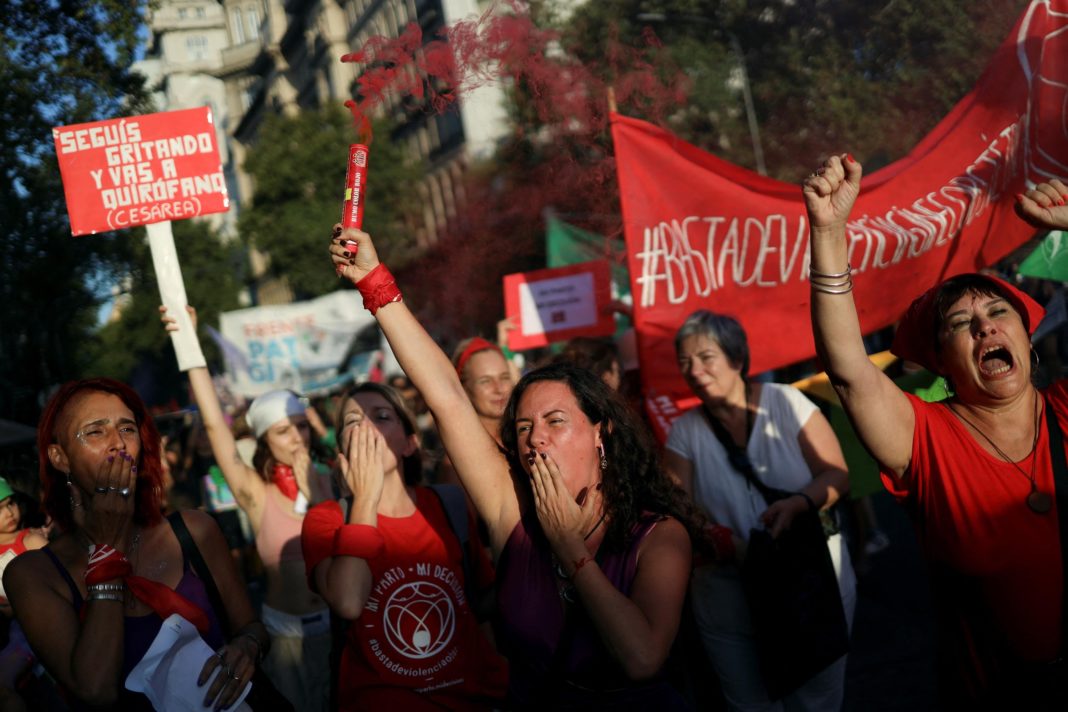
[302,487,507,711]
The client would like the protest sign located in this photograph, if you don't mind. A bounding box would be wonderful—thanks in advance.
[53,107,228,236]
[218,291,380,397]
[503,260,614,351]
[612,0,1068,440]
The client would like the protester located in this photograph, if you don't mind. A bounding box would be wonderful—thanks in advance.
[162,307,332,710]
[300,382,507,710]
[555,337,623,391]
[4,378,267,710]
[662,309,855,710]
[450,337,515,447]
[0,477,47,709]
[805,156,1067,706]
[329,226,697,708]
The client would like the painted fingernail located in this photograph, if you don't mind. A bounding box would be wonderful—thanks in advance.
[1059,198,1066,206]
[539,451,547,460]
[131,465,138,474]
[846,153,855,164]
[107,455,114,463]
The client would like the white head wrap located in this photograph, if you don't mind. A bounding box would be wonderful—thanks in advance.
[246,390,306,439]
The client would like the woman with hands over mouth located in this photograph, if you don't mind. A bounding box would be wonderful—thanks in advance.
[4,378,265,711]
[300,382,506,711]
[161,305,330,710]
[805,155,1068,707]
[329,226,700,709]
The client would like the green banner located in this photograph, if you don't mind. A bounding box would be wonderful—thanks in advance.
[1018,231,1068,282]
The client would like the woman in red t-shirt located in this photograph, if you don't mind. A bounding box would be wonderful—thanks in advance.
[805,156,1068,706]
[301,382,507,711]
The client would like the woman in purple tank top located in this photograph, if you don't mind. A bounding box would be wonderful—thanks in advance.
[330,228,706,709]
[5,378,268,711]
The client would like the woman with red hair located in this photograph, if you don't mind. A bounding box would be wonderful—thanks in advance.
[4,378,268,710]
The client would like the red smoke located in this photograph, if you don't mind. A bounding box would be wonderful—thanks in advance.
[342,1,688,343]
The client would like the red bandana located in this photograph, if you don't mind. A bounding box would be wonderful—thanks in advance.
[455,337,502,378]
[272,463,299,501]
[84,544,211,633]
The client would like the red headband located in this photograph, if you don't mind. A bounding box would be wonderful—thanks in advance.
[890,273,1045,375]
[455,337,502,378]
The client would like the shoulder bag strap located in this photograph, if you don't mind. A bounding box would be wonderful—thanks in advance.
[699,406,780,504]
[167,511,229,635]
[1043,396,1068,655]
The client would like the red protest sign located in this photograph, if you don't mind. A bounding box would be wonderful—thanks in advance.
[503,260,615,351]
[53,107,229,236]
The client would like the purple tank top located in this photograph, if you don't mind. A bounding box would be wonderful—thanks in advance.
[495,509,667,705]
[43,546,226,712]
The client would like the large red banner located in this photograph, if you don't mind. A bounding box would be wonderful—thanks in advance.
[613,0,1068,440]
[53,107,229,236]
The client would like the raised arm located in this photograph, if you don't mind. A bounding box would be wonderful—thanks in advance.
[330,228,519,552]
[160,306,265,514]
[803,155,913,477]
[1016,179,1068,230]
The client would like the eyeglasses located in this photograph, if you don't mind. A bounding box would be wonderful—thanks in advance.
[74,421,140,447]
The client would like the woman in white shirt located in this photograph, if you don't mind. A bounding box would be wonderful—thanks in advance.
[662,309,856,712]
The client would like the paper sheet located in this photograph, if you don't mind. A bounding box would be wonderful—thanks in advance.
[125,613,252,712]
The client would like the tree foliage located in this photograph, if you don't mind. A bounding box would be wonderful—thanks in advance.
[0,0,153,425]
[552,0,1029,179]
[238,105,422,299]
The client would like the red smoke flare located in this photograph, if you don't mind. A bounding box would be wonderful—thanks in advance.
[341,1,688,344]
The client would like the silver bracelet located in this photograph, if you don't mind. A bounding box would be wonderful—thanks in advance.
[811,281,855,295]
[87,583,125,593]
[87,592,124,603]
[809,276,852,288]
[809,265,852,280]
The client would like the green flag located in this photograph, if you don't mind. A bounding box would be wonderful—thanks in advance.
[1018,231,1068,282]
[545,216,631,337]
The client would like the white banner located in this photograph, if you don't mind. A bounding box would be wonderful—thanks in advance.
[218,291,378,397]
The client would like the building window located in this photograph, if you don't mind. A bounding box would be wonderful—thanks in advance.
[246,5,260,40]
[187,35,209,61]
[232,9,245,43]
[178,7,187,19]
[195,6,205,18]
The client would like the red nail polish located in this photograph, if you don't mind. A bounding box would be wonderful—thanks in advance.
[846,154,855,164]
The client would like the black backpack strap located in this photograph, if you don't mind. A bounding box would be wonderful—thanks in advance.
[167,511,228,635]
[427,484,475,605]
[1043,396,1068,656]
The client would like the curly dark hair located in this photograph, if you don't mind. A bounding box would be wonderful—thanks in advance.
[500,362,708,552]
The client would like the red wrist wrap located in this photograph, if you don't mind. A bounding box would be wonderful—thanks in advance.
[84,543,211,633]
[709,524,736,561]
[333,524,386,560]
[85,544,132,585]
[354,264,402,315]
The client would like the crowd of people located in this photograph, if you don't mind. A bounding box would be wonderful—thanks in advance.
[0,170,1065,711]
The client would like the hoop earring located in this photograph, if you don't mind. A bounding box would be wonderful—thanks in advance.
[1031,347,1041,368]
[597,445,608,471]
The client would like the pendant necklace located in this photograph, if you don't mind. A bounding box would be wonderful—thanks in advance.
[951,393,1049,514]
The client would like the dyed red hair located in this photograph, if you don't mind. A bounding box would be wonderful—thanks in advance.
[37,378,164,533]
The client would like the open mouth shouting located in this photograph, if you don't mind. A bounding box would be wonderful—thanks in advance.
[978,345,1014,376]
